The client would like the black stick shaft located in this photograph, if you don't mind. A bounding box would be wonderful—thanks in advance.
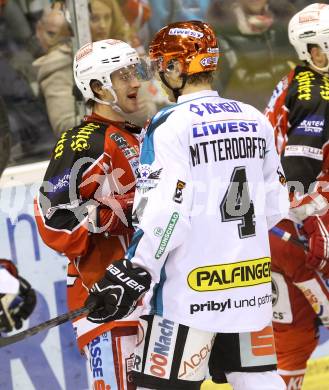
[0,302,95,348]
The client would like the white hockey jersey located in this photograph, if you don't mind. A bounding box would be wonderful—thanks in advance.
[127,90,289,333]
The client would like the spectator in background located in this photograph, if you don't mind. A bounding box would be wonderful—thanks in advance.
[14,0,49,32]
[0,0,40,86]
[0,53,56,163]
[33,2,78,136]
[0,1,56,164]
[207,0,297,110]
[88,0,131,42]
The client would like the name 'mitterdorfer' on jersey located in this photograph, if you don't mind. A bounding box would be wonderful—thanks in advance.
[190,116,267,166]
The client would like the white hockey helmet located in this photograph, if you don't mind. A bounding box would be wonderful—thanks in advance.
[73,39,140,107]
[288,3,329,72]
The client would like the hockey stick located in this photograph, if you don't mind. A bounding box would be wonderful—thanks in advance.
[270,226,307,249]
[0,301,97,348]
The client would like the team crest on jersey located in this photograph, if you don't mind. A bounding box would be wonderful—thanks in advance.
[136,165,163,193]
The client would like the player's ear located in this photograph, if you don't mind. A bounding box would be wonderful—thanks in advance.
[90,79,103,95]
[165,59,183,79]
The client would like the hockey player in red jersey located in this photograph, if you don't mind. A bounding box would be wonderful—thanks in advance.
[265,4,329,389]
[0,259,36,334]
[35,39,151,389]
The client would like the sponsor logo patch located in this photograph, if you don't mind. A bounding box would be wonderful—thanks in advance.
[154,227,164,237]
[48,169,71,197]
[294,116,324,136]
[53,129,70,159]
[168,28,204,39]
[155,212,179,259]
[70,123,100,152]
[207,47,219,53]
[299,11,320,23]
[284,145,323,160]
[144,318,178,379]
[110,132,129,148]
[188,257,271,291]
[173,180,186,203]
[76,43,93,61]
[177,329,215,381]
[189,101,242,117]
[200,56,218,67]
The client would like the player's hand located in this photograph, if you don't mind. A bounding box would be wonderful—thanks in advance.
[302,214,329,278]
[97,192,134,235]
[10,277,37,330]
[0,260,36,332]
[85,259,151,323]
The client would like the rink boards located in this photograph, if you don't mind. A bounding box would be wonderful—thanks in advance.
[0,161,328,390]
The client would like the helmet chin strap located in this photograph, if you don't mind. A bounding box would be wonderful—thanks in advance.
[159,72,188,102]
[307,54,329,74]
[309,61,329,74]
[92,85,123,113]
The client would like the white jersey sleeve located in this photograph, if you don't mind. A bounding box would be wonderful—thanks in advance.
[261,114,290,229]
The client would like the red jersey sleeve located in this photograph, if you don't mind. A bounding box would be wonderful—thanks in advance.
[35,122,108,258]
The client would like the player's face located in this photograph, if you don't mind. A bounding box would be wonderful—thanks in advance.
[111,65,141,113]
[89,0,112,41]
[315,52,329,69]
[310,46,329,71]
[239,0,267,14]
[153,58,184,102]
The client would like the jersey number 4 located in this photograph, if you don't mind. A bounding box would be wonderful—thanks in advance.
[220,166,256,239]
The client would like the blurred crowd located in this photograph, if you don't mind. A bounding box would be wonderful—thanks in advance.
[0,0,324,166]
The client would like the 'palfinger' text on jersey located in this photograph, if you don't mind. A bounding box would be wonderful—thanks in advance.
[188,257,271,291]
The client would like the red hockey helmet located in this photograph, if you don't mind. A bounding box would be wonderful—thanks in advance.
[149,20,219,77]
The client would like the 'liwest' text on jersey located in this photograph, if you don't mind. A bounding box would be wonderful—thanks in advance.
[192,121,258,138]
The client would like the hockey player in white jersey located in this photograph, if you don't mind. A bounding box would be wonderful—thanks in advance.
[85,21,289,389]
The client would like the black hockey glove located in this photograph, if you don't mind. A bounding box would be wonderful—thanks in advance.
[85,259,151,323]
[0,276,36,333]
[10,277,37,330]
